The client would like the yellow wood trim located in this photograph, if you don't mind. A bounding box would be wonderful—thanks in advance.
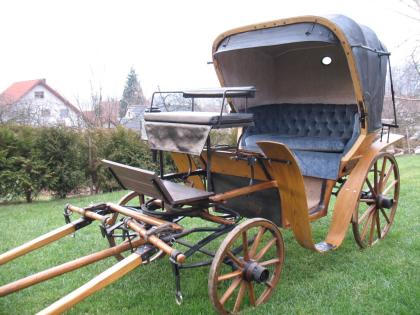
[325,133,404,247]
[171,152,205,190]
[341,133,377,163]
[308,179,336,222]
[257,141,315,250]
[201,150,269,181]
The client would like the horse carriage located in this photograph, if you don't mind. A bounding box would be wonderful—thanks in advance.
[0,15,402,314]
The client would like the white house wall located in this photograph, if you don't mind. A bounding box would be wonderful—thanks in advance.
[18,84,80,126]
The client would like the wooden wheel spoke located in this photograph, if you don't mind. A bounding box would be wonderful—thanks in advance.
[365,178,376,196]
[380,208,390,224]
[220,277,242,305]
[256,283,272,305]
[254,238,276,261]
[210,219,284,314]
[368,211,376,245]
[226,250,244,268]
[247,281,256,306]
[375,211,381,239]
[259,258,281,267]
[361,210,374,240]
[373,161,378,193]
[358,205,375,225]
[233,281,246,312]
[352,153,399,249]
[360,198,375,203]
[242,231,249,261]
[249,227,266,258]
[379,157,387,191]
[381,165,394,191]
[217,270,243,282]
[382,179,398,196]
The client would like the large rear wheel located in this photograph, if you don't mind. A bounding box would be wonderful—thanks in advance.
[352,152,400,248]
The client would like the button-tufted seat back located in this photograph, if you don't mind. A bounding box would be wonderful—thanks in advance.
[240,104,360,179]
[244,104,358,140]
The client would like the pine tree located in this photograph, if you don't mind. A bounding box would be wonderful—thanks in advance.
[120,67,146,118]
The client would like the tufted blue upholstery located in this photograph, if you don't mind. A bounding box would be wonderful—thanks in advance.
[243,104,358,141]
[240,104,360,179]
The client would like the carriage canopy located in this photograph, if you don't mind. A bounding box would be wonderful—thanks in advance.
[213,15,389,132]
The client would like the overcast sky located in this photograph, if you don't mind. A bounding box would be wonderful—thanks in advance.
[0,0,418,106]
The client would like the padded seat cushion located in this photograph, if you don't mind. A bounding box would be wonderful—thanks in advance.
[144,111,253,126]
[243,134,346,153]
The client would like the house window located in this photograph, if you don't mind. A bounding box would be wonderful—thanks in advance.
[41,108,51,116]
[34,91,44,99]
[60,108,69,118]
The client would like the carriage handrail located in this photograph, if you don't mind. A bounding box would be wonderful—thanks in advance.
[149,86,256,116]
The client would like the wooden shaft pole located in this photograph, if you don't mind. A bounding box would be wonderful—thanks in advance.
[67,205,107,222]
[0,219,86,266]
[68,204,185,263]
[0,238,146,297]
[37,253,142,315]
[106,203,183,230]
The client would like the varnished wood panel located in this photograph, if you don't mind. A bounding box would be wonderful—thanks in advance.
[257,141,315,250]
[171,152,206,190]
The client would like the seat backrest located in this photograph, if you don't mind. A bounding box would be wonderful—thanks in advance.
[242,103,358,141]
[102,159,172,202]
[103,159,213,205]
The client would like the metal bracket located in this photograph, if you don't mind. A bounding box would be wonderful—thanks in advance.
[63,204,75,237]
[171,262,183,305]
[144,223,175,241]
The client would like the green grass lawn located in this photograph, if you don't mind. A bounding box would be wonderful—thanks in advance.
[0,155,419,315]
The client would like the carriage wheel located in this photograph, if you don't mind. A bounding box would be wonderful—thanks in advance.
[108,191,165,263]
[352,152,400,248]
[208,218,284,314]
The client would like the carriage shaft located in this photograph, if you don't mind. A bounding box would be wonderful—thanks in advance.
[107,202,183,230]
[37,252,143,315]
[0,238,146,297]
[67,204,186,263]
[210,180,278,202]
[124,219,186,263]
[0,218,89,266]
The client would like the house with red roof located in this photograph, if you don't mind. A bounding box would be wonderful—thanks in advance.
[0,79,82,126]
[82,100,120,128]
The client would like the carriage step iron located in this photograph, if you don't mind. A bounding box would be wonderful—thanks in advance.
[314,242,336,253]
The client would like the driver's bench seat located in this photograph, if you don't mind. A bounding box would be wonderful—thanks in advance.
[102,160,214,206]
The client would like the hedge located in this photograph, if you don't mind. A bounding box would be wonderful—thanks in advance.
[0,125,170,202]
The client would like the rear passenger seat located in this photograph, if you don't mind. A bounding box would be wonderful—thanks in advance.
[240,104,360,179]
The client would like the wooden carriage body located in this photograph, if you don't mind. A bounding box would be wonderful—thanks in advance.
[157,15,403,251]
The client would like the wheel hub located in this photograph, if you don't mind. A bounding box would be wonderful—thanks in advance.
[376,194,394,209]
[243,260,269,283]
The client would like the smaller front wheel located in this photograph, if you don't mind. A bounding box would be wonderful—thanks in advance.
[208,218,284,314]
